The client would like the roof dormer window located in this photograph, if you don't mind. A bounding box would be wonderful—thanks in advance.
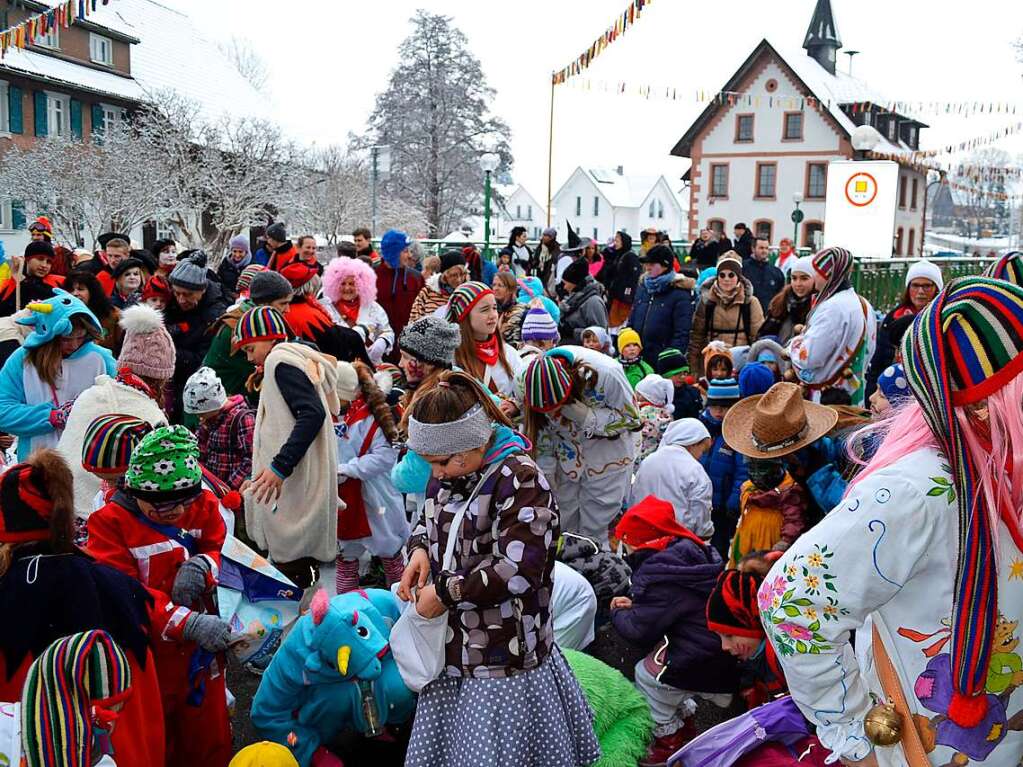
[37,26,60,50]
[90,34,113,66]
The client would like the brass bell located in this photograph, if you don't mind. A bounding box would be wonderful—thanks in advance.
[864,702,903,746]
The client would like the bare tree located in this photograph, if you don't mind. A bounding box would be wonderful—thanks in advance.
[0,127,172,247]
[361,11,512,236]
[293,146,429,245]
[218,36,270,94]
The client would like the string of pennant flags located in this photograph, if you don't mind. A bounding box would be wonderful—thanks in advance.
[943,179,1023,203]
[0,0,113,59]
[551,0,652,86]
[563,78,1023,117]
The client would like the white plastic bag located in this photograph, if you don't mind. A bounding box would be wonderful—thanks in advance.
[0,701,20,767]
[390,463,499,692]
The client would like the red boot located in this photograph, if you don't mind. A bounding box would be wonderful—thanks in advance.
[639,718,698,767]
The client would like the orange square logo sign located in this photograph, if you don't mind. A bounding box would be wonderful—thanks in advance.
[845,172,879,207]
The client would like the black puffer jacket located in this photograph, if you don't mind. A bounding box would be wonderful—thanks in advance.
[597,232,643,306]
[165,280,229,420]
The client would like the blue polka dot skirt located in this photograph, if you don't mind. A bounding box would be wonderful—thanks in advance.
[404,646,601,767]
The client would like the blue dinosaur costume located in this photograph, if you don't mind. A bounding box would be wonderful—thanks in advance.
[0,289,115,459]
[251,588,416,766]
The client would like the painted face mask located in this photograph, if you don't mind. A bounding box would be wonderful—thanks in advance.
[747,458,786,491]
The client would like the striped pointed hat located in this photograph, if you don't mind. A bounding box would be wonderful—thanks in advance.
[523,352,574,413]
[807,246,853,319]
[21,630,132,767]
[901,275,1023,726]
[983,251,1023,286]
[446,281,493,324]
[81,415,154,476]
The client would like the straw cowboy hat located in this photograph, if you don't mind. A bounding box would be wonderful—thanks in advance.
[722,382,838,459]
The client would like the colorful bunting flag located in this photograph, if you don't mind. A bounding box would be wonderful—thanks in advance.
[552,0,653,86]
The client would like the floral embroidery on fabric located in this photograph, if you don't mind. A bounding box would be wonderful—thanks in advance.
[762,544,849,656]
[926,463,957,503]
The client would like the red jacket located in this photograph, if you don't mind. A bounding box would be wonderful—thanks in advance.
[376,261,423,353]
[86,491,226,643]
[267,243,299,273]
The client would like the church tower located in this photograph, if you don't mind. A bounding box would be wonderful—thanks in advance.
[803,0,842,75]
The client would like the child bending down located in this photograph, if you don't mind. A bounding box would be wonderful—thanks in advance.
[610,495,738,766]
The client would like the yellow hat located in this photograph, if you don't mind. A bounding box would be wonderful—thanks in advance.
[229,742,300,767]
[617,328,642,355]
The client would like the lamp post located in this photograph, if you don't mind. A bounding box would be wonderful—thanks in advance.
[370,144,391,238]
[791,192,804,250]
[480,152,501,260]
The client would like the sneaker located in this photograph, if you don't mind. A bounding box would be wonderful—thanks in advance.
[638,719,697,767]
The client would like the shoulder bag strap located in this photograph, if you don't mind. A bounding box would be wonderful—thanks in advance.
[871,624,930,767]
[440,461,503,571]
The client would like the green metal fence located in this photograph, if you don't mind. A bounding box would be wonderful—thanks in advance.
[389,240,994,315]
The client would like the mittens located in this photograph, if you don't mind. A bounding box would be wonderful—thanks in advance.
[171,555,213,606]
[182,613,232,652]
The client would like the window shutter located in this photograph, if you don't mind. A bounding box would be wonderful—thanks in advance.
[8,85,23,134]
[33,91,47,136]
[11,201,26,230]
[91,103,105,140]
[70,98,82,139]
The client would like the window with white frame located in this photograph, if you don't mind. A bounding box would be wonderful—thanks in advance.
[47,93,69,137]
[0,81,8,133]
[0,200,10,230]
[37,26,60,50]
[89,34,113,66]
[99,104,120,134]
[533,226,540,238]
[592,228,598,240]
[155,220,176,241]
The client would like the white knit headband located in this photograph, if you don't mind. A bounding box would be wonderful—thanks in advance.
[407,403,492,456]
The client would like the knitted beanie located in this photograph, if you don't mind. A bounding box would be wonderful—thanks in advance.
[183,366,228,415]
[232,306,290,350]
[561,257,589,286]
[168,250,209,291]
[877,363,910,406]
[336,361,360,401]
[229,741,300,767]
[901,275,1023,717]
[229,234,251,255]
[398,316,460,368]
[0,449,71,544]
[984,251,1023,286]
[81,415,153,476]
[125,425,202,501]
[20,630,132,767]
[439,249,467,272]
[236,264,266,295]
[657,348,688,378]
[249,270,293,304]
[24,240,56,260]
[635,374,675,411]
[705,569,764,638]
[141,274,172,303]
[738,362,776,398]
[706,377,740,406]
[379,230,409,268]
[112,257,144,280]
[446,281,493,323]
[27,215,53,238]
[905,259,943,290]
[117,304,175,380]
[524,353,574,413]
[789,255,815,277]
[716,250,743,276]
[265,222,287,242]
[521,306,559,342]
[617,328,642,354]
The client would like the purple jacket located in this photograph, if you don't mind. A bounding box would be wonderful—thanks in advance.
[612,537,738,692]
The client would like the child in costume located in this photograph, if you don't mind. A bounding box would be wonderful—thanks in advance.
[86,425,232,766]
[234,306,340,589]
[868,362,911,417]
[522,345,640,543]
[725,457,808,567]
[518,303,560,364]
[617,328,655,389]
[0,290,116,459]
[333,361,407,593]
[697,340,734,394]
[700,378,748,557]
[582,325,615,356]
[230,742,300,767]
[185,366,256,491]
[633,373,675,469]
[610,495,738,766]
[657,347,703,420]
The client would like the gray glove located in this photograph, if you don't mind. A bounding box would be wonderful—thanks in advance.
[171,556,212,606]
[182,613,232,652]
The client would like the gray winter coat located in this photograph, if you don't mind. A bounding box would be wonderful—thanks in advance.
[558,276,609,343]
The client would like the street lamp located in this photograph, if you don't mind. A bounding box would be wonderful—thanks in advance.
[791,192,804,250]
[480,152,501,259]
[370,145,391,238]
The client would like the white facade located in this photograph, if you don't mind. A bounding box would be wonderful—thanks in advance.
[551,167,685,244]
[498,185,547,240]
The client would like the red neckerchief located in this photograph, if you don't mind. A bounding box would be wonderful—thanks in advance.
[336,298,361,326]
[343,398,370,428]
[475,335,500,367]
[115,367,157,400]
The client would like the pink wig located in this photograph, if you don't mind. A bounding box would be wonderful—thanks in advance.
[322,257,377,305]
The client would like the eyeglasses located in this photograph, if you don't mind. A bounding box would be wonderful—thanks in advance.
[147,491,202,515]
[908,281,937,292]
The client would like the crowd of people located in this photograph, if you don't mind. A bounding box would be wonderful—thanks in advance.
[1,211,1022,767]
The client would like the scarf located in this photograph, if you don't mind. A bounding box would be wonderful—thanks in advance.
[439,278,455,296]
[807,246,853,320]
[230,252,252,270]
[642,270,675,295]
[336,298,360,326]
[115,367,159,403]
[475,335,500,366]
[902,275,1023,726]
[711,277,743,306]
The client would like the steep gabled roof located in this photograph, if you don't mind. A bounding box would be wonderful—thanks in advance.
[670,39,924,159]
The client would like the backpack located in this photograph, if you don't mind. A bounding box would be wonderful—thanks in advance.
[705,300,752,346]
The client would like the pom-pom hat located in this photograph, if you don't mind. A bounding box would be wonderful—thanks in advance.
[117,304,175,380]
[124,425,202,502]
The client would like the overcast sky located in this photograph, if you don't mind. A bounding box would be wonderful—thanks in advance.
[166,0,1023,202]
